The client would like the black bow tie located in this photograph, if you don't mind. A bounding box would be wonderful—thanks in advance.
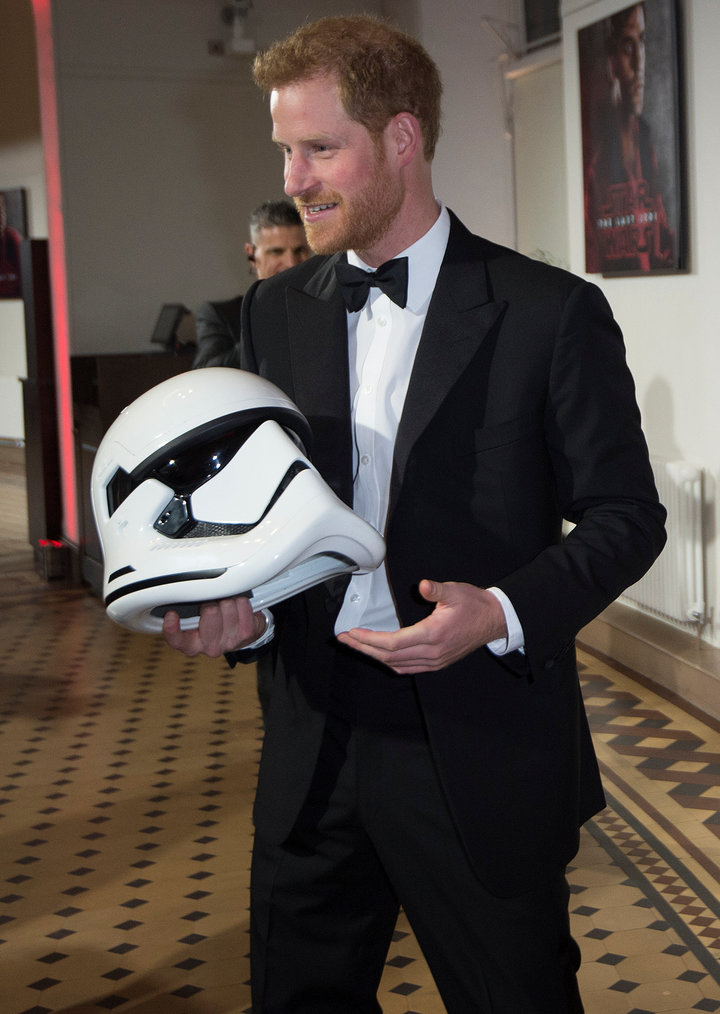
[335,257,409,313]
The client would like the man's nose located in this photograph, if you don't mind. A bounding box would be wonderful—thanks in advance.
[284,155,313,197]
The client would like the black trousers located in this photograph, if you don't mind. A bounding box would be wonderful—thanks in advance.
[250,656,584,1014]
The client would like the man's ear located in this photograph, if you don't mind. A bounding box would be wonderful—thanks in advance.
[390,112,422,166]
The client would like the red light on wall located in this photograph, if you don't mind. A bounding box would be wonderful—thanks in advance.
[31,0,78,547]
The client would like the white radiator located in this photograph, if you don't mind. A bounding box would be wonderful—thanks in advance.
[621,459,705,630]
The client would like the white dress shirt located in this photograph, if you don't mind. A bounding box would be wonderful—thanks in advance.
[334,204,523,656]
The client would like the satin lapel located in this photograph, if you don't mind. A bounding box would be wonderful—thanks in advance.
[285,255,354,506]
[391,235,506,504]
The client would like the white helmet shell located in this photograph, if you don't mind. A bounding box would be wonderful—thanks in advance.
[91,368,385,633]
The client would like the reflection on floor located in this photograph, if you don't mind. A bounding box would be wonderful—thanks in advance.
[3,446,720,1013]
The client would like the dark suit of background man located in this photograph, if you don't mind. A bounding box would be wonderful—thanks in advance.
[164,14,666,1013]
[191,199,310,370]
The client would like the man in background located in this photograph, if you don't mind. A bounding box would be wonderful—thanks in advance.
[192,199,310,369]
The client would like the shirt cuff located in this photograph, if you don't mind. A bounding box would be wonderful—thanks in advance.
[485,587,525,656]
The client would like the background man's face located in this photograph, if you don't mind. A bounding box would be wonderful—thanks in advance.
[247,224,310,278]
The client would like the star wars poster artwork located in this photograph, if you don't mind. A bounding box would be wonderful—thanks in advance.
[579,0,686,276]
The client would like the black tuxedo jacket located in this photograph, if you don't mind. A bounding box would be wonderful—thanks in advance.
[237,211,666,896]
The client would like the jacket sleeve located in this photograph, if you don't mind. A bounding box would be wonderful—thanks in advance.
[192,301,241,370]
[496,280,666,674]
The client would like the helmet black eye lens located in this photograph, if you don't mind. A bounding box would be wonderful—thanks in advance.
[107,427,257,517]
[107,415,303,519]
[149,423,259,495]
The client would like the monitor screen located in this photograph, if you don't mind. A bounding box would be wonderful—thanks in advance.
[150,303,188,347]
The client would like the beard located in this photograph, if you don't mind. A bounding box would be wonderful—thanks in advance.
[296,148,405,257]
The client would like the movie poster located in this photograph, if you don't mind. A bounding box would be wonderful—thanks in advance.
[579,0,685,275]
[0,189,28,299]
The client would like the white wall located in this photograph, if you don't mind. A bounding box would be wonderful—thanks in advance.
[562,0,720,645]
[512,53,569,267]
[418,0,518,245]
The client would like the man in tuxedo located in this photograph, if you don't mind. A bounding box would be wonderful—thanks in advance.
[164,15,666,1013]
[191,199,310,369]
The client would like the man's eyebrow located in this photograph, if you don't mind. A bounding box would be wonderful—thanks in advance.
[272,131,340,147]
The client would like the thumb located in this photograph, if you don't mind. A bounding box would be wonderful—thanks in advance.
[418,578,443,604]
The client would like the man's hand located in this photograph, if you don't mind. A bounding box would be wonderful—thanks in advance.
[336,579,507,674]
[162,596,266,658]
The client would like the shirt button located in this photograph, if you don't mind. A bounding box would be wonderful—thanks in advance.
[351,594,361,604]
[377,316,388,327]
[361,454,370,466]
[364,384,373,394]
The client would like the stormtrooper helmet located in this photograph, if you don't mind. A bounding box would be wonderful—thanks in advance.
[91,367,385,633]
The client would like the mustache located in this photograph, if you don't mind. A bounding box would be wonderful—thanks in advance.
[294,191,341,210]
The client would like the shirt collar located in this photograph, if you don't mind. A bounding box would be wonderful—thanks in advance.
[347,203,450,314]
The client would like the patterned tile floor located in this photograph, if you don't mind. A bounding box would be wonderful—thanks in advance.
[3,447,720,1012]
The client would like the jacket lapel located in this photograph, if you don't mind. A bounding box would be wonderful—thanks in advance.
[391,217,506,504]
[284,255,355,506]
[286,255,348,416]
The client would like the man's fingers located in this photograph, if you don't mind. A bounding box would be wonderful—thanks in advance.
[162,609,195,653]
[197,601,224,652]
[161,597,257,657]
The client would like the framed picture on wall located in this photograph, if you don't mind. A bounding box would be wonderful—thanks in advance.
[579,0,686,276]
[0,188,28,299]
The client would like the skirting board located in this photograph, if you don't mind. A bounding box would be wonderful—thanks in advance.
[578,602,720,725]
